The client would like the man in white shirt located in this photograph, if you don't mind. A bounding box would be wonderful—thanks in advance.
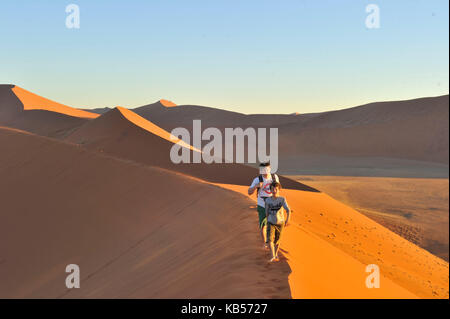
[248,162,279,248]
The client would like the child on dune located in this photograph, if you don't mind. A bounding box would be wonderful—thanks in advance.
[248,162,279,249]
[265,182,291,262]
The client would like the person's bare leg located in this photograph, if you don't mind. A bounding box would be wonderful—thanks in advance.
[274,243,280,259]
[275,228,283,259]
[269,242,276,260]
[261,225,268,247]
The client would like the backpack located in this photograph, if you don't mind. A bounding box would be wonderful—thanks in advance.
[267,198,286,225]
[256,174,279,199]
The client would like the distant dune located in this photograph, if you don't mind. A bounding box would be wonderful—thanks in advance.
[132,95,449,177]
[69,91,450,175]
[0,85,96,138]
[64,106,314,191]
[11,86,98,119]
[280,96,449,165]
[0,85,448,298]
[159,99,177,107]
[133,101,302,129]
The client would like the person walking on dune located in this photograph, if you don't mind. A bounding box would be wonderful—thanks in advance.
[265,181,290,262]
[248,162,279,249]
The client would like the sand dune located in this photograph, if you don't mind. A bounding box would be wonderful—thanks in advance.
[133,95,449,175]
[1,86,448,299]
[291,176,450,262]
[3,125,447,298]
[64,107,315,191]
[279,96,449,165]
[116,106,195,151]
[0,126,292,298]
[217,184,449,298]
[133,101,301,130]
[11,86,98,119]
[159,99,177,107]
[3,85,447,175]
[0,85,95,138]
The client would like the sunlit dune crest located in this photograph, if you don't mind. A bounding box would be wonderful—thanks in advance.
[216,184,449,299]
[159,99,177,107]
[11,86,99,119]
[0,127,290,298]
[2,86,448,299]
[116,106,199,151]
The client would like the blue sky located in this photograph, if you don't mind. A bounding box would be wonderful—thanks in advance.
[0,0,448,114]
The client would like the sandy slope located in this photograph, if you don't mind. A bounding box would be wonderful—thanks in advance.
[64,107,315,191]
[0,127,291,298]
[3,85,448,175]
[0,85,94,138]
[216,184,449,298]
[291,175,449,261]
[11,86,98,119]
[2,126,440,299]
[1,87,448,298]
[133,95,449,173]
[116,106,196,151]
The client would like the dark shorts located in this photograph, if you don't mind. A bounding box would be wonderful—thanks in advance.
[257,205,266,228]
[266,222,284,245]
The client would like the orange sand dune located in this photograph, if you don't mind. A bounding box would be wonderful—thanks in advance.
[0,125,430,299]
[116,106,197,151]
[0,85,90,138]
[2,86,447,298]
[12,86,99,119]
[0,126,291,298]
[159,99,177,107]
[133,95,449,174]
[216,184,449,299]
[65,107,315,191]
[62,108,448,298]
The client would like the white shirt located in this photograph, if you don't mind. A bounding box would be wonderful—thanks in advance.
[250,175,278,207]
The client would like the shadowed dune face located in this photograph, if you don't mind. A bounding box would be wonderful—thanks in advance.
[64,107,317,192]
[0,85,92,138]
[133,102,300,129]
[279,96,449,164]
[3,84,447,176]
[0,85,448,298]
[0,84,23,122]
[11,86,98,119]
[116,106,196,151]
[132,95,449,174]
[280,96,449,165]
[0,127,292,298]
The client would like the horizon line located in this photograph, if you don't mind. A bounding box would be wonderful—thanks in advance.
[3,83,449,116]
